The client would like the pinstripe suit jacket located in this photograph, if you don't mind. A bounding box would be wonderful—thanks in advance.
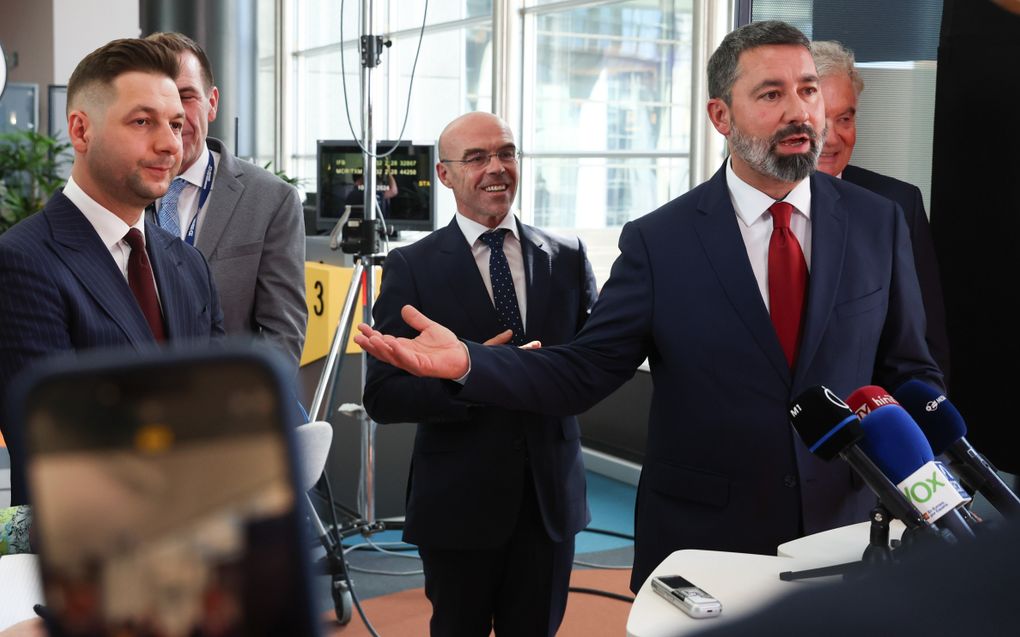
[0,191,224,504]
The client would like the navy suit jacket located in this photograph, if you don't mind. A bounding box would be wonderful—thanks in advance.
[842,164,950,385]
[457,166,944,591]
[362,218,598,550]
[0,192,225,503]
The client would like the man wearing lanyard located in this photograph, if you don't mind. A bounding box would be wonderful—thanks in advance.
[144,32,308,372]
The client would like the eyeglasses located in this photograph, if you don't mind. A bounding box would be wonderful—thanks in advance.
[439,149,520,169]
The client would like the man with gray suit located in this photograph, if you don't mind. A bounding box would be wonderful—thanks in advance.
[145,33,307,370]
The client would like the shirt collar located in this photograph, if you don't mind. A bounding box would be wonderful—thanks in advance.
[177,139,211,187]
[455,211,520,248]
[726,158,813,226]
[63,175,146,250]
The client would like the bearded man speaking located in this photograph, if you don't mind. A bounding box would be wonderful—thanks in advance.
[355,20,942,593]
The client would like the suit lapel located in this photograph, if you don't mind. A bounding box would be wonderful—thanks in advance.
[145,221,189,338]
[435,219,505,340]
[195,139,244,259]
[693,168,791,383]
[794,174,847,385]
[45,194,154,347]
[519,220,550,341]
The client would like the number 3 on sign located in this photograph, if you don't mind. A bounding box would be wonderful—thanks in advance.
[300,263,381,367]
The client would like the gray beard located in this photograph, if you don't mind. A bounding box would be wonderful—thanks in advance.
[729,122,823,183]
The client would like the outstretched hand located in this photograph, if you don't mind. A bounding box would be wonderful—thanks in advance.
[355,305,470,378]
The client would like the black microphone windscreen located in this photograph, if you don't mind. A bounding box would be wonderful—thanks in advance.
[789,386,863,460]
[894,380,966,455]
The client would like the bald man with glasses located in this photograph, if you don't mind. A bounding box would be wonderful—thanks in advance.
[361,112,598,636]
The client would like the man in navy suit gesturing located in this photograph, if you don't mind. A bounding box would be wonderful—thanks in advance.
[0,38,224,504]
[357,21,943,593]
[362,112,597,636]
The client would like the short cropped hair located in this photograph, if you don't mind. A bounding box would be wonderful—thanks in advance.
[67,38,180,114]
[811,40,865,96]
[145,32,215,91]
[707,20,811,104]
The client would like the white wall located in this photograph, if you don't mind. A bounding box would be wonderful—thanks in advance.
[0,0,137,135]
[52,0,140,83]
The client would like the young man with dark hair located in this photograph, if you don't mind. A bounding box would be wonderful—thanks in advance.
[0,38,224,505]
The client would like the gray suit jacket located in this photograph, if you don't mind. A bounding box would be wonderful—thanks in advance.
[150,138,308,369]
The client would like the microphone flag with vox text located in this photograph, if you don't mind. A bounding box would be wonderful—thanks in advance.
[788,386,934,533]
[893,379,1020,519]
[846,386,975,541]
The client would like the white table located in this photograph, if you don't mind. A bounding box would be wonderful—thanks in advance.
[626,520,905,637]
[0,554,43,629]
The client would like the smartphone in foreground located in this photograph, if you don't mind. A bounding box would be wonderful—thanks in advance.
[11,348,319,637]
[650,574,723,619]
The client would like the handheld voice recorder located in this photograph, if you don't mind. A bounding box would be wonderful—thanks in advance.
[650,574,722,619]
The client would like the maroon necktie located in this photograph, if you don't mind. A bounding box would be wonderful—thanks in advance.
[123,228,166,342]
[767,201,808,368]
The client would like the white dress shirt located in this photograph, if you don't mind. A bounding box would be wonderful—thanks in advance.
[63,175,148,283]
[725,159,813,312]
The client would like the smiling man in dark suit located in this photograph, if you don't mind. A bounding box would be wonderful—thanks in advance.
[812,40,950,384]
[362,112,597,637]
[0,38,224,504]
[356,21,944,594]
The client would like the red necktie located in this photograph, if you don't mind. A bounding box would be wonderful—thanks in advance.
[123,228,166,342]
[767,202,808,368]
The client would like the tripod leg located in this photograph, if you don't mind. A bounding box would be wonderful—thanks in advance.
[306,492,355,624]
[309,261,366,422]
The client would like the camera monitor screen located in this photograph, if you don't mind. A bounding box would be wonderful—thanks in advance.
[317,139,436,237]
[14,349,319,637]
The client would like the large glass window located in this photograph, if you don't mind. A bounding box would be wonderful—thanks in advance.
[271,0,700,281]
[521,0,695,281]
[289,2,493,225]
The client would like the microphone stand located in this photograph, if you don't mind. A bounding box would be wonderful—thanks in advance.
[779,504,899,582]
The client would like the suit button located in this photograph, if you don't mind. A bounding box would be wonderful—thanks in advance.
[783,475,798,488]
[513,438,525,451]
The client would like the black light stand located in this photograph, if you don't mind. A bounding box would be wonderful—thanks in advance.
[304,0,396,627]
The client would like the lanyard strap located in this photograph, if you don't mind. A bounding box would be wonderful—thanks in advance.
[185,150,216,246]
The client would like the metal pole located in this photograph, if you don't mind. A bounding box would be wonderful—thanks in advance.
[359,0,379,526]
[309,261,366,421]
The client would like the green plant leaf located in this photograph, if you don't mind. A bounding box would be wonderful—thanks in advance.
[0,131,72,233]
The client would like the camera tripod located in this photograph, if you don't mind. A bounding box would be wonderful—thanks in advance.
[305,233,392,625]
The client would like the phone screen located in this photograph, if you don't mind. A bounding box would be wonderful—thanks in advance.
[656,574,696,590]
[21,353,317,637]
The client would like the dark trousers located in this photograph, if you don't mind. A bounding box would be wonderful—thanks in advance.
[417,472,575,637]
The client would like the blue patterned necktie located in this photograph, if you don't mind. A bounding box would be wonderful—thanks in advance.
[157,177,188,237]
[478,229,526,346]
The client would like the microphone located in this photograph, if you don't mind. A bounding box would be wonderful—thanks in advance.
[846,387,976,541]
[788,386,933,533]
[894,380,1020,519]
